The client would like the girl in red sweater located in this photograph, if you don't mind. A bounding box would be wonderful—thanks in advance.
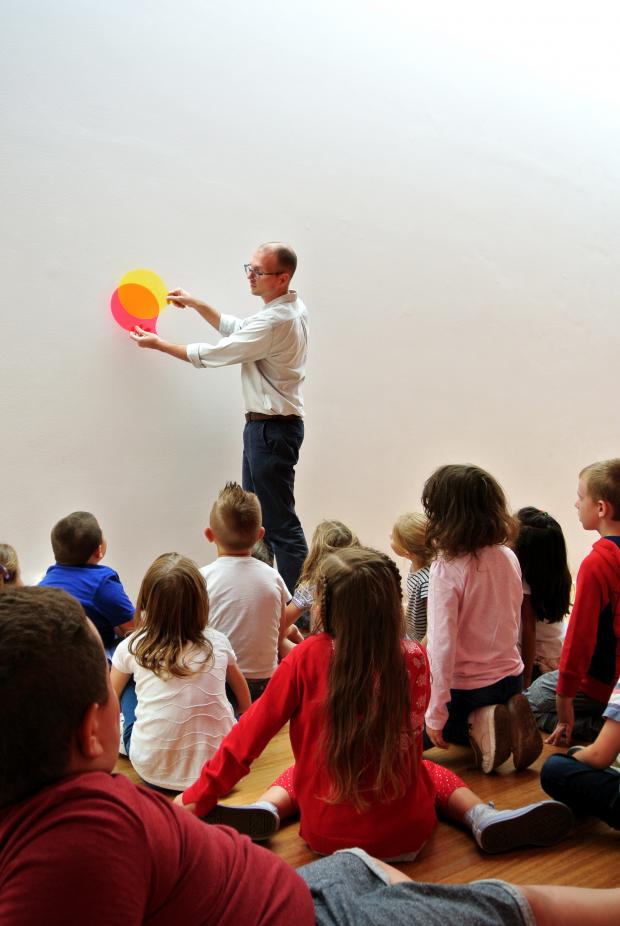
[176,547,571,858]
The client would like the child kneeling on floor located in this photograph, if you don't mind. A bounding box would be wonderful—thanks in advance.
[422,464,542,773]
[175,547,571,859]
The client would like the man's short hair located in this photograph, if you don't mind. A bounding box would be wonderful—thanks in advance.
[51,511,102,565]
[259,242,297,280]
[0,587,109,808]
[580,458,620,520]
[210,482,262,551]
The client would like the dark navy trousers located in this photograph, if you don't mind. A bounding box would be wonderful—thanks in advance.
[242,417,308,594]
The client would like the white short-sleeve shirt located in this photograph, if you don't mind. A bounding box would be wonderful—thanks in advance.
[113,627,236,790]
[200,556,289,679]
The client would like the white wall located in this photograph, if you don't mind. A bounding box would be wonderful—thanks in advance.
[2,0,618,598]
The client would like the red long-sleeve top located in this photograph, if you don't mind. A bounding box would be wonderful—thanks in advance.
[183,633,438,859]
[557,537,620,702]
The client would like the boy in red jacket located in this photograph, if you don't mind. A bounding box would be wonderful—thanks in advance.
[526,459,620,743]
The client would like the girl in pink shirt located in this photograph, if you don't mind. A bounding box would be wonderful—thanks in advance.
[422,465,543,773]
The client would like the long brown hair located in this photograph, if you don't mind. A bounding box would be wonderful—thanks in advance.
[297,519,360,590]
[129,553,212,679]
[422,464,515,558]
[315,547,414,811]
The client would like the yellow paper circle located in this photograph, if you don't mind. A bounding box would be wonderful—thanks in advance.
[119,268,168,310]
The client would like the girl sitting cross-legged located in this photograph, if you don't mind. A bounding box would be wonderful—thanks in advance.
[111,553,251,792]
[175,547,572,858]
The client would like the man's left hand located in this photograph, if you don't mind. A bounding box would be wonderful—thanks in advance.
[130,325,162,350]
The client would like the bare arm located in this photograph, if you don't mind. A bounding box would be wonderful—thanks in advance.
[545,694,575,746]
[520,595,537,689]
[573,717,620,769]
[167,288,221,331]
[226,663,251,715]
[284,600,303,624]
[129,326,190,361]
[110,666,131,699]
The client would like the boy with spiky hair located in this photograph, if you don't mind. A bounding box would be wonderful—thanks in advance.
[201,483,291,702]
[39,510,135,655]
[527,459,620,743]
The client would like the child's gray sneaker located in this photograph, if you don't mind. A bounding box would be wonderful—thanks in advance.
[465,800,573,854]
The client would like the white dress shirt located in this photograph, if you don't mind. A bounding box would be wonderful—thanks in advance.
[186,292,308,416]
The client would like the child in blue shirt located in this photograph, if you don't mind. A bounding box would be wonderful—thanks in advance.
[39,511,135,657]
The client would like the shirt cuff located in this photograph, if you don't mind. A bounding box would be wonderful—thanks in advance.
[186,343,206,368]
[425,706,447,731]
[556,672,580,699]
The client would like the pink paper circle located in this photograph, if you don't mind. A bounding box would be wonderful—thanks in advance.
[110,288,158,333]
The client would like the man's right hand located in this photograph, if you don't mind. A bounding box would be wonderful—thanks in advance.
[167,288,196,308]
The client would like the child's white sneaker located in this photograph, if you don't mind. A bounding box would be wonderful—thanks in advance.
[204,800,280,841]
[468,704,511,773]
[464,800,573,854]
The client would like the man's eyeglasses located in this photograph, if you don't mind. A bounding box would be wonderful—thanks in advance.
[244,264,283,278]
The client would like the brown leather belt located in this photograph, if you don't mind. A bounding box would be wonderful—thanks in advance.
[245,412,301,422]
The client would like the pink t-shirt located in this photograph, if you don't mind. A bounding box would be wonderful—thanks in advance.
[425,545,524,730]
[0,772,314,926]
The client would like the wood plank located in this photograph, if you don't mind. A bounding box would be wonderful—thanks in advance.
[114,734,617,887]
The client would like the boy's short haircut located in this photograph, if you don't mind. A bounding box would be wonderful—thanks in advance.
[210,482,262,552]
[580,458,620,520]
[51,511,103,565]
[0,587,108,808]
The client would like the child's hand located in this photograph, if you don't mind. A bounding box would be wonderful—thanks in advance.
[287,625,304,644]
[545,695,574,746]
[173,793,197,815]
[130,325,162,350]
[426,726,449,749]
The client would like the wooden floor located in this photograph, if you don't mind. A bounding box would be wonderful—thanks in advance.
[115,731,616,888]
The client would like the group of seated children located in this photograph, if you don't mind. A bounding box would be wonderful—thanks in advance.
[3,587,619,925]
[0,457,618,925]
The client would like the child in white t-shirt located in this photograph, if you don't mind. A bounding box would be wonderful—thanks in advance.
[201,483,291,703]
[111,552,250,791]
[390,512,432,642]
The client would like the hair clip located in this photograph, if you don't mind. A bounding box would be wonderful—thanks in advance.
[0,564,10,581]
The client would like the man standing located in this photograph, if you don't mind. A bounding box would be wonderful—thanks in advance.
[130,242,308,593]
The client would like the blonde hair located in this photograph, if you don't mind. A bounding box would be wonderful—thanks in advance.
[297,520,360,590]
[580,459,620,520]
[129,553,212,679]
[0,544,21,588]
[210,482,262,551]
[392,513,432,566]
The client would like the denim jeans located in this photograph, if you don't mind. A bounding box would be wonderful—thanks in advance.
[120,678,138,755]
[424,673,523,749]
[541,753,620,829]
[242,417,308,594]
[524,670,606,742]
